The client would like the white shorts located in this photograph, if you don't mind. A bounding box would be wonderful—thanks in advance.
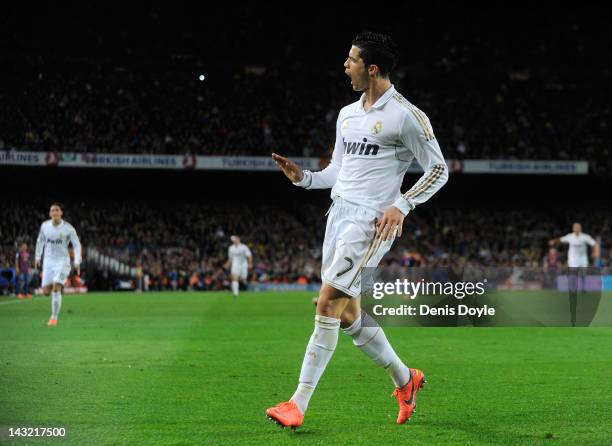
[322,197,395,298]
[231,263,248,280]
[42,264,71,287]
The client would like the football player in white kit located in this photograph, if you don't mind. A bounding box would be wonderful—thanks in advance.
[35,203,82,326]
[266,32,448,428]
[549,223,600,268]
[225,235,252,297]
[549,222,600,326]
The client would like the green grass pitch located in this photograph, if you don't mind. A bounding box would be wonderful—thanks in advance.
[1,291,612,445]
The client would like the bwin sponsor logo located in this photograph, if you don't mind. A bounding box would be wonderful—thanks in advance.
[343,138,380,156]
[47,238,63,245]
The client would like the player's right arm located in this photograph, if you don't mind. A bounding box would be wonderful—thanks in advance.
[68,225,82,275]
[549,235,569,246]
[35,223,45,268]
[245,246,253,269]
[272,113,343,189]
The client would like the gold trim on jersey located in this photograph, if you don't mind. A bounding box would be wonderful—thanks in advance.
[402,164,446,201]
[392,93,435,141]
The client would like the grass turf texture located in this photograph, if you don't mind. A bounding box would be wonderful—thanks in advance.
[1,292,611,445]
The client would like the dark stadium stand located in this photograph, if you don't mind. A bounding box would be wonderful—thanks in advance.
[1,5,609,172]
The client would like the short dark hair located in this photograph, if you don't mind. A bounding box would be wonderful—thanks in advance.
[352,31,399,77]
[50,202,64,211]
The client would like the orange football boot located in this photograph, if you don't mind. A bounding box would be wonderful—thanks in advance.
[47,318,57,326]
[265,400,304,429]
[18,294,23,299]
[392,368,426,424]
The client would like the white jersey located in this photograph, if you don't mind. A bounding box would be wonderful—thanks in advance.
[560,232,596,267]
[35,220,82,267]
[295,85,448,215]
[228,243,252,266]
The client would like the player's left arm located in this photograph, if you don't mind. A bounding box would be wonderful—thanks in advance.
[378,112,449,240]
[246,247,253,269]
[587,236,600,262]
[69,226,82,275]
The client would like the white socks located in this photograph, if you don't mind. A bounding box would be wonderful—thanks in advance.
[288,312,409,416]
[291,315,340,414]
[51,291,62,320]
[343,312,410,388]
[231,280,239,296]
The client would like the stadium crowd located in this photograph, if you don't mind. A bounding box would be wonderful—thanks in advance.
[2,9,609,173]
[2,6,609,292]
[1,201,609,292]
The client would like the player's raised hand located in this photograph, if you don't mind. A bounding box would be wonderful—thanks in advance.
[272,153,304,183]
[376,206,405,241]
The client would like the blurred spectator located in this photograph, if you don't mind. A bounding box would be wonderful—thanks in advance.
[15,243,32,298]
[1,200,609,289]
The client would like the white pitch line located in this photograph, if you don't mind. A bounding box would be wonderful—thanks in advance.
[0,299,26,306]
[0,297,46,306]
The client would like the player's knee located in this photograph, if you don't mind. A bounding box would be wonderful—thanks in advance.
[340,309,359,328]
[316,296,339,318]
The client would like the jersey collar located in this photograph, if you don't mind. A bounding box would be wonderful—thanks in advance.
[356,84,396,113]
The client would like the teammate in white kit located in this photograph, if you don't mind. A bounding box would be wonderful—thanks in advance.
[549,223,600,268]
[35,203,82,326]
[266,32,448,428]
[225,235,252,297]
[549,223,600,326]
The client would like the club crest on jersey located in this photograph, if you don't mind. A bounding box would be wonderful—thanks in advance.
[343,138,380,156]
[371,121,382,134]
[342,121,349,130]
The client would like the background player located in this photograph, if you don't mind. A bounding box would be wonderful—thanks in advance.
[549,222,600,268]
[266,32,448,428]
[549,222,600,326]
[225,235,252,297]
[35,203,82,326]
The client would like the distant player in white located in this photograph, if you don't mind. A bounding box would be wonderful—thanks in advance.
[549,222,600,268]
[549,222,600,326]
[35,203,82,326]
[266,32,448,428]
[224,235,252,297]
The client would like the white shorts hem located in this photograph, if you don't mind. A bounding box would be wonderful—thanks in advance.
[321,278,360,298]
